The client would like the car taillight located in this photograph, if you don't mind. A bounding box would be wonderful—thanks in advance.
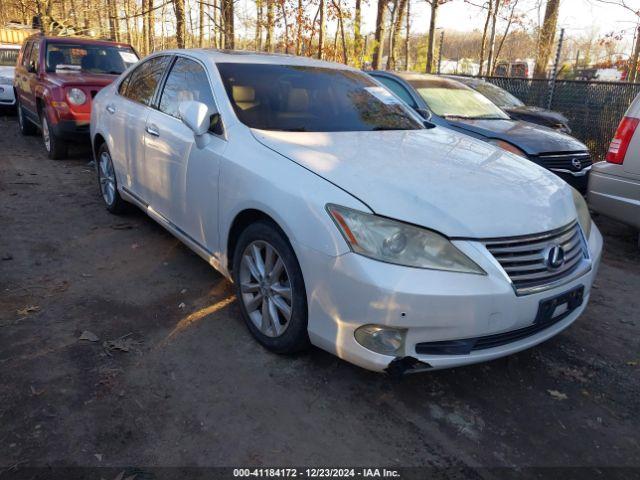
[606,116,639,165]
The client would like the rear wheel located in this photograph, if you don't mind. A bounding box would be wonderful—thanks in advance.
[97,143,127,214]
[233,221,309,354]
[40,109,68,160]
[17,100,36,135]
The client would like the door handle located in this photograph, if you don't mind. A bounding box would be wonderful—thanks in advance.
[145,124,160,137]
[106,104,116,114]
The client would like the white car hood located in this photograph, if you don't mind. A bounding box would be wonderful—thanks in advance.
[0,66,15,81]
[252,127,577,239]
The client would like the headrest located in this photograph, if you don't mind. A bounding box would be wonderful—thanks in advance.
[232,85,255,103]
[48,50,64,67]
[287,88,309,112]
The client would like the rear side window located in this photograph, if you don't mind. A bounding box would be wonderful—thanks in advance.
[159,57,216,118]
[121,56,170,106]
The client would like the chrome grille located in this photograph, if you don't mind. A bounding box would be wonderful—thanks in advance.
[484,222,589,295]
[534,152,592,172]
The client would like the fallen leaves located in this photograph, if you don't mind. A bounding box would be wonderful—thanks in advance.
[103,333,140,355]
[16,305,40,316]
[79,330,99,342]
[547,389,568,401]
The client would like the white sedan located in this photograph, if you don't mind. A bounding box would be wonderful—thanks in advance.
[90,50,602,374]
[0,44,20,108]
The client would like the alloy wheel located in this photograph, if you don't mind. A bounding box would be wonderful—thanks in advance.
[98,151,116,206]
[239,240,293,338]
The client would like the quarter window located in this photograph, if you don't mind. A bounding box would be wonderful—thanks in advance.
[375,77,416,108]
[121,56,170,106]
[159,57,215,118]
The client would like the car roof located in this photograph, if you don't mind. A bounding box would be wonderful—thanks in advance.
[24,34,133,49]
[162,48,355,70]
[371,71,471,89]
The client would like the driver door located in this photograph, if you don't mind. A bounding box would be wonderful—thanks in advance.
[144,56,227,254]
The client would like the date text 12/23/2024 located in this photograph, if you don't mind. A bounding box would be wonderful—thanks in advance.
[233,468,401,478]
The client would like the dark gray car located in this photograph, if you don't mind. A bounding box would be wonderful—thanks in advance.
[369,71,590,193]
[446,75,571,134]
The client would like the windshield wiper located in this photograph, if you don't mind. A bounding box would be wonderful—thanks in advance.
[443,114,474,120]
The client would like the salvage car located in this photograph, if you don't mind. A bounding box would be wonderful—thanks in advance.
[0,43,20,109]
[445,75,571,133]
[91,50,602,374]
[588,92,640,237]
[14,34,138,159]
[369,71,592,193]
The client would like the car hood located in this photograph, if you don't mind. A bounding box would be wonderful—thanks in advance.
[506,106,569,124]
[252,127,576,238]
[46,72,118,88]
[0,66,15,80]
[448,118,586,155]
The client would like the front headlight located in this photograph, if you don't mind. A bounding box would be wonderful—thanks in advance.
[487,139,527,158]
[572,188,591,238]
[67,87,87,106]
[327,204,485,274]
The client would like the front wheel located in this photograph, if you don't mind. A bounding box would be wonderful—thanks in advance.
[97,143,127,214]
[40,110,68,160]
[233,221,309,354]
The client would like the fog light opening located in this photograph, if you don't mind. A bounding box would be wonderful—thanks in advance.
[354,324,407,356]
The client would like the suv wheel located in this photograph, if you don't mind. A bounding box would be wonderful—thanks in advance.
[17,101,36,136]
[233,221,310,354]
[97,143,127,214]
[40,109,68,160]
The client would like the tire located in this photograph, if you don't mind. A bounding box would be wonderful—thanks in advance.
[233,220,310,354]
[96,143,127,214]
[17,100,37,135]
[40,109,68,160]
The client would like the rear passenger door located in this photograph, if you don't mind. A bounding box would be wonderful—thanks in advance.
[112,55,171,203]
[15,40,38,117]
[144,55,226,253]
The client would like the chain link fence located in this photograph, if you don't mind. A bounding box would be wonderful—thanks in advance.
[477,77,640,160]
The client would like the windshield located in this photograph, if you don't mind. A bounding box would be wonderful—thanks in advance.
[473,82,524,109]
[216,63,423,132]
[45,43,138,74]
[409,79,509,120]
[0,48,19,67]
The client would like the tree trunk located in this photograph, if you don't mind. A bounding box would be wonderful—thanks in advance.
[256,0,263,50]
[387,0,407,69]
[425,0,439,73]
[174,0,186,48]
[281,2,289,53]
[199,0,205,47]
[478,0,492,76]
[354,0,362,66]
[147,0,154,53]
[265,0,274,52]
[317,0,325,59]
[486,0,499,74]
[494,0,518,66]
[372,0,387,69]
[332,0,348,63]
[629,25,640,83]
[533,0,560,78]
[221,0,234,48]
[404,0,410,70]
[295,0,303,55]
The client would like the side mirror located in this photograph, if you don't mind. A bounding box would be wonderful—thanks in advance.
[178,100,217,149]
[415,107,436,129]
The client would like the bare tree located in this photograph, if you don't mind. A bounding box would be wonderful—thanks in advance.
[318,0,325,59]
[372,0,388,69]
[534,0,560,78]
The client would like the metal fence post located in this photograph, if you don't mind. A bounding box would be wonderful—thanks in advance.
[547,27,565,110]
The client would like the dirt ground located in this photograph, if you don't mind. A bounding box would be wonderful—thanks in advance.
[1,112,639,478]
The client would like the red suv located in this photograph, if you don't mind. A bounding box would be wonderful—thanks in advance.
[14,35,138,159]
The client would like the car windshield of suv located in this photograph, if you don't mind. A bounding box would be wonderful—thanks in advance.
[408,78,509,120]
[0,48,19,66]
[473,82,524,109]
[216,63,423,132]
[45,43,138,74]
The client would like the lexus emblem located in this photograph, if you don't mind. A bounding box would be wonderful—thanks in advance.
[571,158,582,170]
[547,245,565,270]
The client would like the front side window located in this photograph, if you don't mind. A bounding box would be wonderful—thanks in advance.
[29,41,40,71]
[159,57,216,118]
[408,78,509,120]
[375,76,417,108]
[474,82,523,109]
[21,41,32,67]
[45,42,138,74]
[0,48,19,67]
[216,63,422,132]
[122,56,171,106]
